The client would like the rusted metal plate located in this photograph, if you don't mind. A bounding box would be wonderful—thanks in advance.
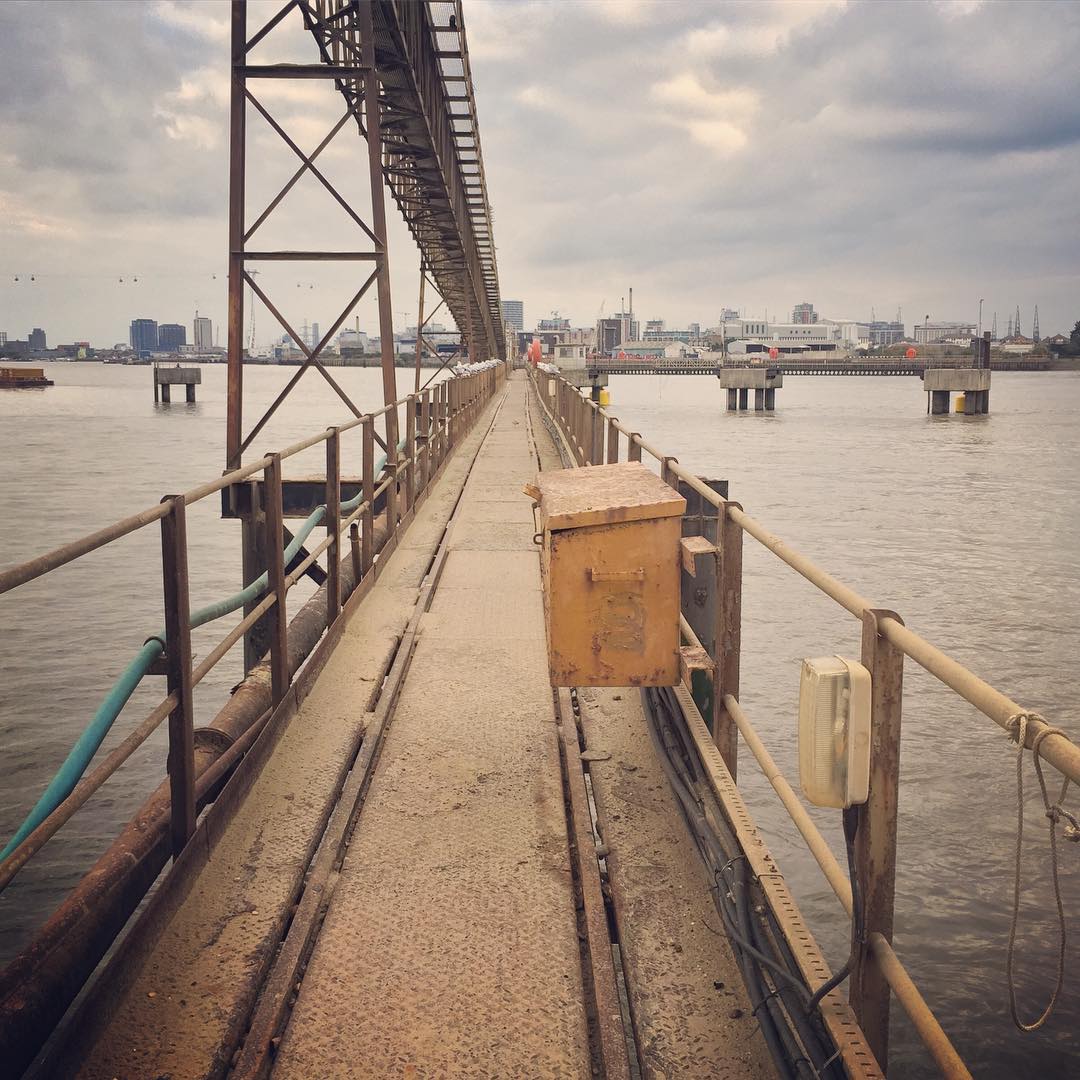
[534,461,685,532]
[555,689,631,1080]
[545,517,682,687]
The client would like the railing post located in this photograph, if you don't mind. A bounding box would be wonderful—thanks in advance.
[405,394,417,512]
[362,415,375,573]
[606,416,619,464]
[419,389,431,492]
[576,394,586,464]
[715,501,742,777]
[263,453,289,705]
[240,484,269,674]
[160,495,195,857]
[590,403,604,466]
[851,607,905,1069]
[661,455,679,490]
[628,432,642,462]
[385,407,399,537]
[325,427,341,627]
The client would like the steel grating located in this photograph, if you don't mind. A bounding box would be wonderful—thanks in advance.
[304,0,504,359]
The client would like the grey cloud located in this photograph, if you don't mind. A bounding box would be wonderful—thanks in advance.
[1,0,1078,346]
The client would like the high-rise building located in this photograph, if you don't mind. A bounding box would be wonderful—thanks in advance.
[0,332,8,345]
[193,312,213,351]
[158,323,187,351]
[311,321,320,347]
[501,300,524,332]
[645,319,665,334]
[28,327,46,349]
[130,319,158,353]
[792,302,817,324]
[868,321,906,348]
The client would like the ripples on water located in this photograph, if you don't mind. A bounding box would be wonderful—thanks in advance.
[1,364,1078,1076]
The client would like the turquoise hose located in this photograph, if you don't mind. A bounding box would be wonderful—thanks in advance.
[1,455,382,862]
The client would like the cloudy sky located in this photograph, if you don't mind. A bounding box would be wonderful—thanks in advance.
[1,0,1078,348]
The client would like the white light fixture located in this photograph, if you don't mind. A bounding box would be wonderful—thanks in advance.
[798,656,872,809]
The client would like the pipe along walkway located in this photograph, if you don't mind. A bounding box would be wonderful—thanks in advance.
[44,374,772,1079]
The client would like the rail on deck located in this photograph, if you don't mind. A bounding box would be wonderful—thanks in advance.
[532,366,1079,1079]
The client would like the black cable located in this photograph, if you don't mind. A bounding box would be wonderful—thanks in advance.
[641,685,852,1080]
[642,689,809,1078]
[805,808,863,1016]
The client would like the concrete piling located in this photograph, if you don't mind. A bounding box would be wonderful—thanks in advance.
[154,364,201,404]
[719,366,783,412]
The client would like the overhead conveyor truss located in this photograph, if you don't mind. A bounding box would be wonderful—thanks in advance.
[304,0,504,361]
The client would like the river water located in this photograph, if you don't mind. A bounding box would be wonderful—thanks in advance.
[1,363,1078,1077]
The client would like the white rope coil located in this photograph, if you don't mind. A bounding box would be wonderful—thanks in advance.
[1006,711,1079,1032]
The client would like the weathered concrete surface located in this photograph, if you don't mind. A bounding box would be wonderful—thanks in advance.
[718,367,783,389]
[921,367,991,392]
[578,688,773,1079]
[273,377,592,1077]
[154,365,201,385]
[70,396,503,1080]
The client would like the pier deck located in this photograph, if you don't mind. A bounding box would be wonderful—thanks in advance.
[61,374,770,1079]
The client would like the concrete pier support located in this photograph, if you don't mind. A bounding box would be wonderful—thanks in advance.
[154,363,202,403]
[922,368,991,417]
[719,366,784,412]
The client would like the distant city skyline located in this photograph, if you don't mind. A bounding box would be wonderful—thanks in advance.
[1,2,1077,348]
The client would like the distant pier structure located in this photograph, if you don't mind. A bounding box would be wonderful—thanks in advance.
[922,333,991,415]
[719,365,783,411]
[154,362,201,403]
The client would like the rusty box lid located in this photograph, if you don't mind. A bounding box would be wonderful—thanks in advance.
[528,462,686,532]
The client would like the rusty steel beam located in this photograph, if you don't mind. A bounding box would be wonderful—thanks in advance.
[227,0,247,466]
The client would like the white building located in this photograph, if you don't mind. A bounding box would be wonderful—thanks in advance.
[819,319,871,350]
[193,314,213,352]
[554,343,588,362]
[338,329,369,352]
[913,322,976,345]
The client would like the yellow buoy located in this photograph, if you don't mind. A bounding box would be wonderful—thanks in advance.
[954,393,965,413]
[599,387,611,406]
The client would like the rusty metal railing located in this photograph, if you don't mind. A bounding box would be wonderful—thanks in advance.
[531,367,1079,1078]
[0,364,506,897]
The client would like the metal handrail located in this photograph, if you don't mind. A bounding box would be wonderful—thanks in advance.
[0,364,506,892]
[532,367,1073,1078]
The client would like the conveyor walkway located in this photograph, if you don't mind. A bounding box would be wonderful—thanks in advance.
[64,374,771,1079]
[273,377,591,1075]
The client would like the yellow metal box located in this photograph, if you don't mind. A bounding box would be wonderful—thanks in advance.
[530,462,686,687]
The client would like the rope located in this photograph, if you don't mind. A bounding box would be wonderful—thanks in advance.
[1006,711,1079,1032]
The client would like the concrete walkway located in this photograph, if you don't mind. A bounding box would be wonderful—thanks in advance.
[273,377,592,1076]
